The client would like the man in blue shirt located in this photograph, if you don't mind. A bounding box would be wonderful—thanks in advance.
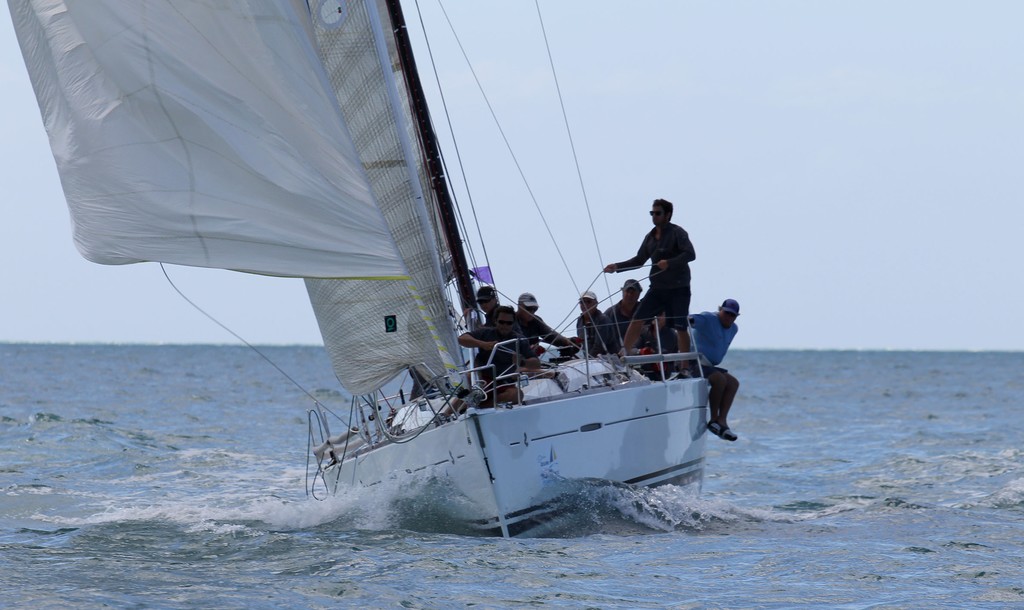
[690,299,741,441]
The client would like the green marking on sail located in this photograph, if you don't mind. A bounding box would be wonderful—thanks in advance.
[405,281,459,374]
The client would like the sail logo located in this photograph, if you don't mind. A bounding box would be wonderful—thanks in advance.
[317,0,349,29]
[384,315,397,333]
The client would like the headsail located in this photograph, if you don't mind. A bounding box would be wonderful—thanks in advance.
[8,0,406,279]
[303,0,462,394]
[11,0,465,394]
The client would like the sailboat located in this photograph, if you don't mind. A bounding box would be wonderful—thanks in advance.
[9,0,709,537]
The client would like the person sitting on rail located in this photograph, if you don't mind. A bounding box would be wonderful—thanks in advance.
[464,285,499,331]
[605,278,644,351]
[513,292,580,358]
[576,291,621,357]
[456,305,540,408]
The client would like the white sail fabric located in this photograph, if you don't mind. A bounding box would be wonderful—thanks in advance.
[9,0,407,279]
[303,0,461,394]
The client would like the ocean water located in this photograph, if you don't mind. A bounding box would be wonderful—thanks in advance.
[2,345,1022,608]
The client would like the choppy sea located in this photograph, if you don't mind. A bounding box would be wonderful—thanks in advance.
[2,345,1022,608]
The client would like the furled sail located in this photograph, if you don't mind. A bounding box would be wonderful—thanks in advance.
[302,0,461,394]
[8,0,407,279]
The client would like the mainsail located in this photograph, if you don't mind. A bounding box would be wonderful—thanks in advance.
[9,0,461,393]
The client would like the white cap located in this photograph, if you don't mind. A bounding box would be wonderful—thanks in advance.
[518,292,538,307]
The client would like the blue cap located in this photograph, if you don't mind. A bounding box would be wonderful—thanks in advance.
[721,299,740,315]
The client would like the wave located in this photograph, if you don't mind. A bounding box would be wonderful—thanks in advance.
[24,464,806,540]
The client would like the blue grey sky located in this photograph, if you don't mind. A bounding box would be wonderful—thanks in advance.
[2,1,1022,350]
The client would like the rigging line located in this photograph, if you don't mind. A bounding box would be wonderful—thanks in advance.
[548,265,666,337]
[533,0,611,299]
[547,269,607,337]
[413,0,493,282]
[158,263,325,410]
[435,0,581,297]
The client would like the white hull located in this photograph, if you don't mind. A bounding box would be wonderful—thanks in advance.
[321,375,708,537]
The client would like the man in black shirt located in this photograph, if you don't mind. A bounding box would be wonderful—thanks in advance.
[513,292,579,357]
[604,198,696,366]
[576,290,621,357]
[605,278,643,350]
[465,285,499,331]
[458,305,539,405]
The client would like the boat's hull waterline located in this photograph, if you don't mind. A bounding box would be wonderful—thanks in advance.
[322,376,708,537]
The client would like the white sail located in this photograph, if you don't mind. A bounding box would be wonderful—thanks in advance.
[8,0,407,279]
[303,0,461,394]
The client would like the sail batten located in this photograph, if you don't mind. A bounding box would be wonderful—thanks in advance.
[10,0,407,279]
[304,0,460,393]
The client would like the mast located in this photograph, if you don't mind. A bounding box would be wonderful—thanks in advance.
[384,0,477,312]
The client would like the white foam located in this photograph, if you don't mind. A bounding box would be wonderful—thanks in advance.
[985,477,1024,509]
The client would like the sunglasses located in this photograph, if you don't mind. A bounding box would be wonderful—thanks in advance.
[476,298,494,304]
[649,210,664,217]
[496,320,515,326]
[524,306,538,313]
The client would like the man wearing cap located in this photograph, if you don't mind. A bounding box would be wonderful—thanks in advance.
[457,305,541,408]
[514,292,580,356]
[466,285,499,331]
[576,291,621,357]
[689,299,742,442]
[603,198,696,367]
[604,278,644,350]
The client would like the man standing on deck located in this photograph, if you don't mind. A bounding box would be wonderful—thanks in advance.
[690,299,741,442]
[603,198,696,373]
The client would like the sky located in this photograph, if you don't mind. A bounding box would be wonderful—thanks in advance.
[2,1,1022,350]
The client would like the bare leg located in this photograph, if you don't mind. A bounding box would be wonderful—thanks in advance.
[495,386,522,405]
[441,397,466,417]
[707,370,726,424]
[620,319,645,355]
[675,327,692,372]
[718,374,740,427]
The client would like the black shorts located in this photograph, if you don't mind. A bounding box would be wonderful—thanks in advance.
[701,365,729,379]
[634,286,691,329]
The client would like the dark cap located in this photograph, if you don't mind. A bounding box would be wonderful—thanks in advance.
[476,285,497,301]
[622,279,642,293]
[721,299,740,316]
